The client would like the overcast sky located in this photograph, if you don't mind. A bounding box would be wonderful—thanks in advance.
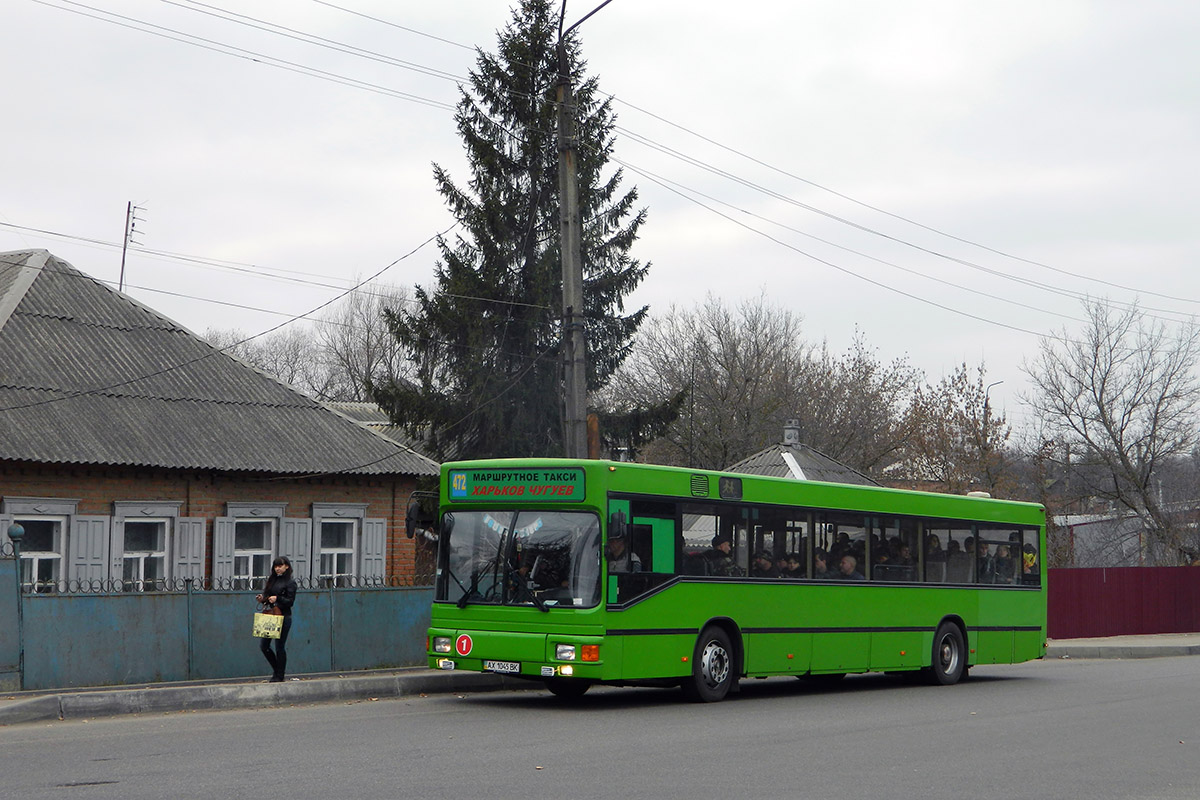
[3,1,1198,423]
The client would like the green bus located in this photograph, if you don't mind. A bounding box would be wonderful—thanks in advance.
[427,459,1046,701]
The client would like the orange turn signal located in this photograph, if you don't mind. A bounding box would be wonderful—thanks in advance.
[581,645,600,662]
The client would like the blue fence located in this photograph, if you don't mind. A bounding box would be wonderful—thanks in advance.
[0,552,434,691]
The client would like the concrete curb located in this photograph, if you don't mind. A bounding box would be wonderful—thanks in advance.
[0,670,517,726]
[6,638,1199,726]
[1045,643,1200,660]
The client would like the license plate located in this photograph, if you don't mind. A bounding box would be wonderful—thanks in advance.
[484,660,520,674]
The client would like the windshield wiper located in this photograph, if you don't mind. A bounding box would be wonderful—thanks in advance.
[514,577,549,612]
[457,561,496,609]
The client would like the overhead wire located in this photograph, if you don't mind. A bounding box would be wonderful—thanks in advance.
[607,93,1200,308]
[296,0,1200,314]
[29,0,455,111]
[35,0,1195,327]
[0,224,456,412]
[611,157,1089,326]
[18,1,1195,377]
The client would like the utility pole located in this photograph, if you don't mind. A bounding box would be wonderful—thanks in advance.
[556,6,588,459]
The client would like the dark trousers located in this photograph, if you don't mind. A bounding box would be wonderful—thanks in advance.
[260,615,293,680]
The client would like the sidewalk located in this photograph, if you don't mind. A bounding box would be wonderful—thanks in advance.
[3,634,1198,726]
[0,667,522,727]
[1045,632,1200,660]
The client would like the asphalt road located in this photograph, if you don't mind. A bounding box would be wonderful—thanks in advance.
[3,657,1199,799]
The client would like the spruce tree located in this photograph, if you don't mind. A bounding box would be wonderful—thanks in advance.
[373,0,650,459]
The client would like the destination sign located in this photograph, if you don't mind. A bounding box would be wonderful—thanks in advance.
[447,468,586,502]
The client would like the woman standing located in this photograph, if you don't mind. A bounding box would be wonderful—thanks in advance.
[256,556,298,682]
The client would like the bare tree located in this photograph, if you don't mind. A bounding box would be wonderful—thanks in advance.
[793,331,921,477]
[600,294,809,469]
[202,326,332,397]
[1022,299,1200,564]
[318,283,412,402]
[900,363,1013,495]
[203,283,412,403]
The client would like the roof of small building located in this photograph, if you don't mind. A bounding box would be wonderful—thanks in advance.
[725,440,880,486]
[0,250,438,477]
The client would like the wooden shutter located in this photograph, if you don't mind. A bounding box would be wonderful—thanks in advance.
[174,517,207,583]
[280,518,313,583]
[69,515,111,590]
[361,518,387,581]
[213,517,236,584]
[109,517,126,580]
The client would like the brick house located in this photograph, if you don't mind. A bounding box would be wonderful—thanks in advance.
[0,250,438,592]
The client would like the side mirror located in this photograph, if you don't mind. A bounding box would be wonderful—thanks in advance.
[405,501,420,539]
[609,510,627,541]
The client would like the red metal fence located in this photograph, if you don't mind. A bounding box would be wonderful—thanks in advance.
[1047,566,1200,639]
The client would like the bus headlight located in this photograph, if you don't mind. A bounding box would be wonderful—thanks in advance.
[555,644,576,661]
[433,636,452,654]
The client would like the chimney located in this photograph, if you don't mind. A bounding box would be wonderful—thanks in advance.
[783,419,801,446]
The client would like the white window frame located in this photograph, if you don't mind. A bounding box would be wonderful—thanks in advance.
[232,518,278,590]
[113,501,181,592]
[225,502,286,590]
[2,497,79,593]
[313,503,368,587]
[120,518,170,590]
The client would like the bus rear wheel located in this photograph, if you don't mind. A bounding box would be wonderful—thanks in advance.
[545,678,591,699]
[928,622,966,685]
[681,626,735,702]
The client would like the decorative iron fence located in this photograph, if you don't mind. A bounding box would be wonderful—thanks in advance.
[10,571,436,595]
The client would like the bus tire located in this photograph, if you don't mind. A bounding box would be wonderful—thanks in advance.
[545,678,591,699]
[681,626,735,702]
[928,622,966,685]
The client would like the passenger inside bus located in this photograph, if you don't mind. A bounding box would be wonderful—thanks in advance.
[606,529,642,573]
[780,552,804,579]
[751,551,779,578]
[705,534,743,576]
[838,554,865,580]
[813,548,832,579]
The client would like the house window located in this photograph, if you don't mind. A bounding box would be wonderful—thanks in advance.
[122,519,168,591]
[16,517,65,593]
[234,519,276,590]
[319,519,358,587]
[312,503,369,587]
[113,502,185,592]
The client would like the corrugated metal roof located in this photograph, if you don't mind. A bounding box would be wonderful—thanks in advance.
[0,251,438,477]
[726,442,880,486]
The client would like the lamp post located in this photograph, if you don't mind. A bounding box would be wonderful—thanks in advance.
[983,381,1004,427]
[7,523,25,690]
[981,381,1004,492]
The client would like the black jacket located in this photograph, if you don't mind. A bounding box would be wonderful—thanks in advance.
[260,574,298,616]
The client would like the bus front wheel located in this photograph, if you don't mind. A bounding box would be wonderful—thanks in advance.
[928,622,966,685]
[681,626,735,702]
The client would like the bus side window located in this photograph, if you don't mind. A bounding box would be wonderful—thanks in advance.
[632,523,653,572]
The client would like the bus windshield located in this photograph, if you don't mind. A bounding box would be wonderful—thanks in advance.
[437,509,601,609]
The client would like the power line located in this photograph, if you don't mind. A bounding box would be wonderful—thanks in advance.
[614,158,1062,341]
[26,0,1193,337]
[31,0,455,111]
[606,94,1200,309]
[0,224,454,412]
[613,127,1198,324]
[614,157,1089,327]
